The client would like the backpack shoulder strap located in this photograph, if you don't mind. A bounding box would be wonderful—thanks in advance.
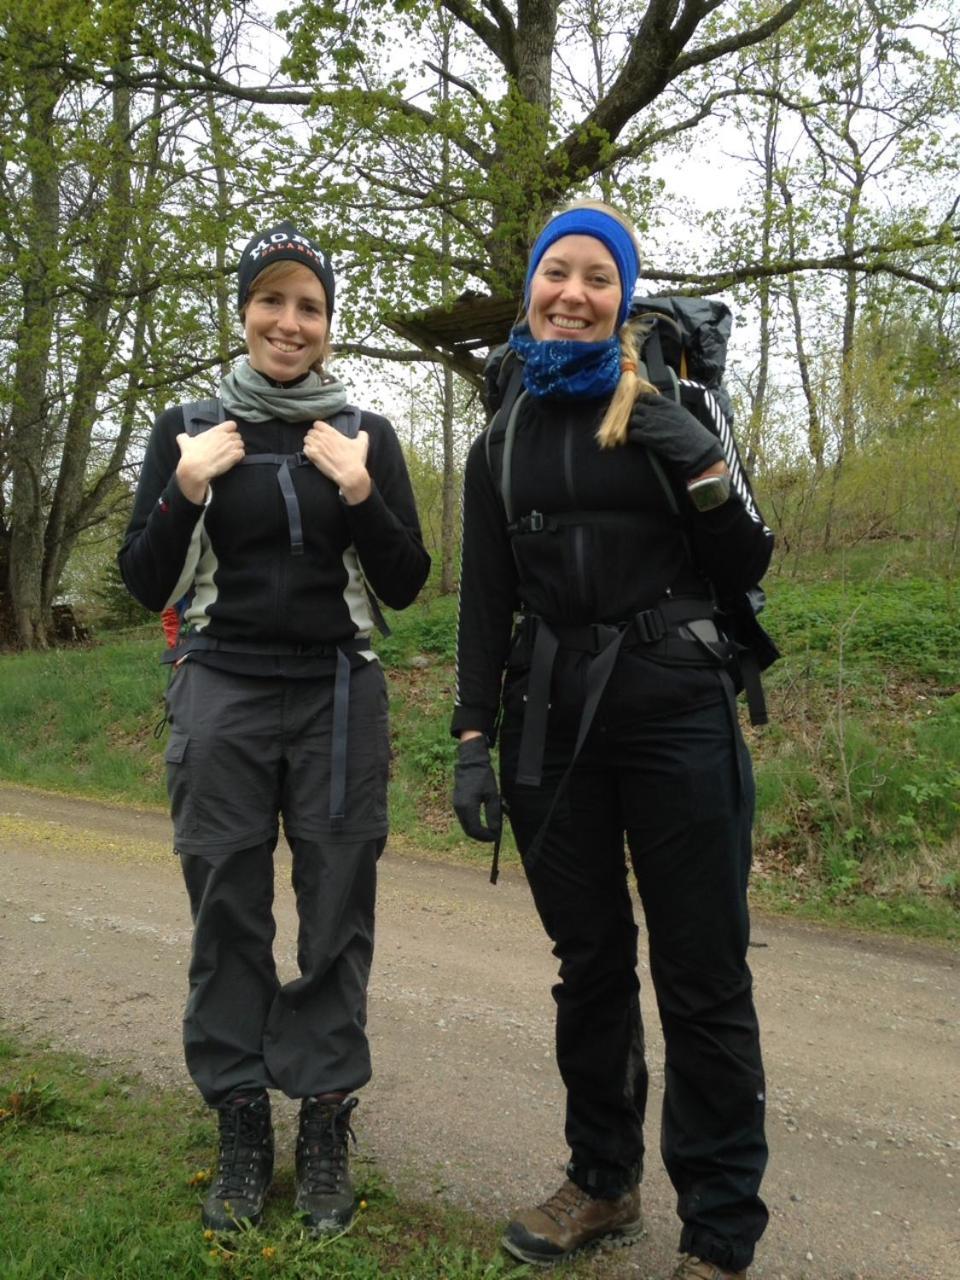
[182,398,224,437]
[327,404,362,438]
[640,325,680,402]
[483,355,526,524]
[324,404,390,636]
[183,400,361,440]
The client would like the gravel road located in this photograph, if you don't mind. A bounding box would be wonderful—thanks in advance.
[1,783,957,1280]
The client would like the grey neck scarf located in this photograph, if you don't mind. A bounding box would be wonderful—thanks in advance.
[220,359,349,423]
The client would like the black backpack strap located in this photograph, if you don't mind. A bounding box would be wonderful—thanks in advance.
[641,324,680,402]
[483,356,526,520]
[182,399,224,436]
[328,404,362,438]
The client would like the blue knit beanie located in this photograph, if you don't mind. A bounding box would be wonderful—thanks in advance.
[524,208,639,329]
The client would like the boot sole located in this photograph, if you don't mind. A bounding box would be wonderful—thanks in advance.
[201,1204,266,1233]
[294,1200,358,1236]
[501,1219,645,1267]
[201,1180,272,1232]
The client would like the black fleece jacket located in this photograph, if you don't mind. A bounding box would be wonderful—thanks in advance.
[452,390,773,740]
[119,405,429,652]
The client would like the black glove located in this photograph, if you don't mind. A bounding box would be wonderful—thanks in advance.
[628,396,723,479]
[453,736,502,843]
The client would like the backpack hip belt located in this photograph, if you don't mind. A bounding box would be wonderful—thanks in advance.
[515,595,721,794]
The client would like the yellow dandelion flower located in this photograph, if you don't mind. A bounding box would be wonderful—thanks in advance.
[261,1246,276,1259]
[189,1167,213,1187]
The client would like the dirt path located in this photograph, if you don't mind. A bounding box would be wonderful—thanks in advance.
[0,783,956,1280]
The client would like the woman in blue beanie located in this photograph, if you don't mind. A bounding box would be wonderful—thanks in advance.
[452,200,772,1280]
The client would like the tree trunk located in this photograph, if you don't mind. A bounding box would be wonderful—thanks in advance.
[440,366,457,593]
[8,59,60,648]
[839,159,866,458]
[746,57,780,471]
[203,5,234,377]
[42,55,134,615]
[776,176,824,471]
[487,0,560,292]
[439,23,459,594]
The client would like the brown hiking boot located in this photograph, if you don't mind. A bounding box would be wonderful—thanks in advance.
[669,1255,747,1280]
[501,1178,643,1266]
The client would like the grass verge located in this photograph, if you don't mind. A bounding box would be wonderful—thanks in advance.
[0,1032,545,1280]
[1,567,958,943]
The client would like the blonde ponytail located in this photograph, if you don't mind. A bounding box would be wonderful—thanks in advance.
[596,319,658,449]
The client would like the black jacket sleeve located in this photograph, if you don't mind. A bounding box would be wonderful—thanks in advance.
[689,493,774,596]
[451,433,518,741]
[633,390,774,596]
[343,412,431,609]
[118,407,207,612]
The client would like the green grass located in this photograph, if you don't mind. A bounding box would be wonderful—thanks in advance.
[1,562,958,941]
[761,574,960,683]
[745,568,960,939]
[0,631,168,803]
[0,1033,540,1280]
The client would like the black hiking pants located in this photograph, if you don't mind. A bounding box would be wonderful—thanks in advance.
[500,649,768,1274]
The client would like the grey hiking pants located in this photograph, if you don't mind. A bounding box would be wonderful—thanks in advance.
[165,658,388,1104]
[180,836,380,1104]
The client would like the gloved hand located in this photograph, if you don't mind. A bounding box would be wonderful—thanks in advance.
[453,736,502,843]
[628,395,724,479]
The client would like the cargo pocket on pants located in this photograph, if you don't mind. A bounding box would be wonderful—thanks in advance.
[165,729,199,838]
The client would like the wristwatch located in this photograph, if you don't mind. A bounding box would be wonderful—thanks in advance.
[687,473,731,511]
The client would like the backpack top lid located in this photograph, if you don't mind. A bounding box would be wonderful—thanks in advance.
[628,296,731,392]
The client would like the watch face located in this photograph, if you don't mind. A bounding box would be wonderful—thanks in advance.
[688,475,731,511]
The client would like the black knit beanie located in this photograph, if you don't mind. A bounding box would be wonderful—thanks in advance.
[236,221,336,317]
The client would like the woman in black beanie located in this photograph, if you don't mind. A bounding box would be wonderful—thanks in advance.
[120,221,429,1234]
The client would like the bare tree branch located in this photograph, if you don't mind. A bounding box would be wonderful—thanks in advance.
[645,231,960,295]
[335,342,443,362]
[438,0,517,76]
[423,59,489,110]
[105,59,495,169]
[671,0,806,77]
[546,0,807,191]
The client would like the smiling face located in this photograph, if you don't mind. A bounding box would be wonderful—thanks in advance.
[243,262,329,381]
[527,235,622,343]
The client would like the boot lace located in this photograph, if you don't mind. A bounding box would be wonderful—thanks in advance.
[298,1096,358,1194]
[537,1180,592,1227]
[213,1096,270,1200]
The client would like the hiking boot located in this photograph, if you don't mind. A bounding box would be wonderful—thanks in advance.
[202,1091,274,1232]
[501,1179,643,1266]
[669,1255,747,1280]
[294,1095,359,1235]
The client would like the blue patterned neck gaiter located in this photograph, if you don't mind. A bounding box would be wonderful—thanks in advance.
[509,325,621,400]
